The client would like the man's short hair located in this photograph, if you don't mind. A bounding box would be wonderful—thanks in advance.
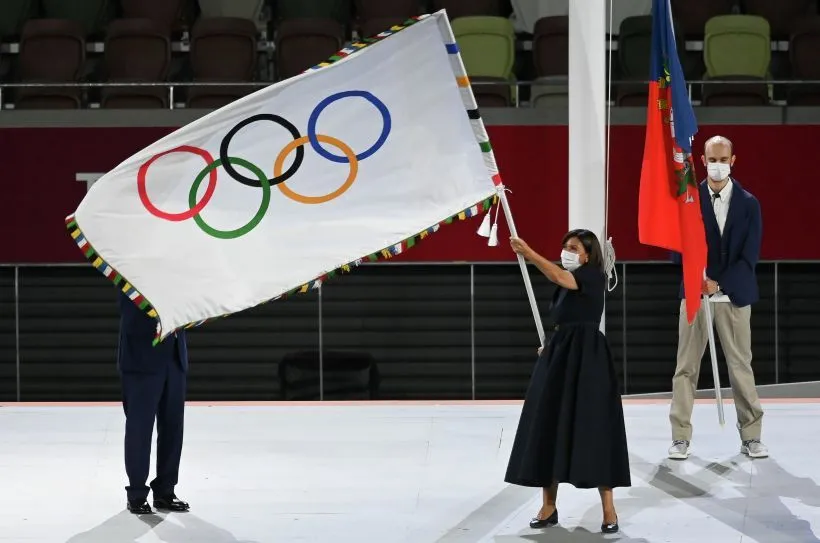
[704,135,734,154]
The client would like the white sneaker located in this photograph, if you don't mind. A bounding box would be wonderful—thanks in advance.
[668,440,691,459]
[741,439,769,458]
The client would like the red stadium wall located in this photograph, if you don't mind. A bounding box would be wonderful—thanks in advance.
[2,124,817,263]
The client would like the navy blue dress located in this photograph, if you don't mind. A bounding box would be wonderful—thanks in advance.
[504,264,631,489]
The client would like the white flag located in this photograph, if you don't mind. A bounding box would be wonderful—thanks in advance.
[67,11,502,343]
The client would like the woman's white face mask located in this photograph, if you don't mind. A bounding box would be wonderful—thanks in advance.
[561,250,581,271]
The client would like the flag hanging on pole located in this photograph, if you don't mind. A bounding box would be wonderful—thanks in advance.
[637,0,707,323]
[66,12,503,343]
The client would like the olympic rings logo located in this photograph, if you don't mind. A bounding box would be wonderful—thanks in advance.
[137,90,392,239]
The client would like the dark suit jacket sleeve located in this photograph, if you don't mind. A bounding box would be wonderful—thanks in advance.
[119,291,157,337]
[670,251,682,265]
[118,290,188,373]
[720,194,762,295]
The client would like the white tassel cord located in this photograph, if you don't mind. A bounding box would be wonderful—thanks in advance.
[603,0,617,293]
[488,196,502,246]
[479,189,507,247]
[477,209,492,238]
[604,236,617,292]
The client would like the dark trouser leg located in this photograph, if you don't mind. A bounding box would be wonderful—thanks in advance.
[151,358,186,497]
[122,371,165,502]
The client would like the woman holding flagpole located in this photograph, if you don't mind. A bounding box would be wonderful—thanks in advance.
[504,229,630,534]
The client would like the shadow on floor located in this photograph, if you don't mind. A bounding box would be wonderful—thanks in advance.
[432,483,650,543]
[497,526,650,542]
[641,455,820,543]
[66,509,260,543]
[438,453,820,542]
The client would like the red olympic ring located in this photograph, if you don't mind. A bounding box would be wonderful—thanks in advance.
[138,146,217,222]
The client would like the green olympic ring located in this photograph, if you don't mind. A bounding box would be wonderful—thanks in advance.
[189,157,271,240]
[142,91,391,239]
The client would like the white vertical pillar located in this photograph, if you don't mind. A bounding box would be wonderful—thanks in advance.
[569,0,607,333]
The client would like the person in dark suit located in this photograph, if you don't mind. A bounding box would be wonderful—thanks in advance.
[668,135,767,460]
[118,292,190,514]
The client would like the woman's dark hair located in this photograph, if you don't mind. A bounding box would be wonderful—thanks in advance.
[562,229,605,273]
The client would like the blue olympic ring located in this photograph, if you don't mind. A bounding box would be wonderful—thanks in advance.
[307,90,392,164]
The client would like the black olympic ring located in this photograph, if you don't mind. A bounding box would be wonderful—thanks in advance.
[219,114,304,188]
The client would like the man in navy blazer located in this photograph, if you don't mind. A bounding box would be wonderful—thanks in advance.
[118,291,190,514]
[668,136,767,461]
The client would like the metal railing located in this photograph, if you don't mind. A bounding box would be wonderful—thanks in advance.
[1,79,818,110]
[3,260,815,401]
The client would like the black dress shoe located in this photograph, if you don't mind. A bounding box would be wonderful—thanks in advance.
[529,508,558,529]
[601,516,619,534]
[127,500,152,514]
[153,494,190,512]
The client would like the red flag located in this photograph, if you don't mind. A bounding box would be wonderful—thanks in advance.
[638,0,707,324]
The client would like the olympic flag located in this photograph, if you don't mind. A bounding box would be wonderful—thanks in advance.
[67,12,502,343]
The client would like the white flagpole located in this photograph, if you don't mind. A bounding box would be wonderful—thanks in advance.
[701,293,726,426]
[498,188,547,346]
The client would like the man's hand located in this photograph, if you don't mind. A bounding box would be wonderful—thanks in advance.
[703,279,719,295]
[537,346,543,356]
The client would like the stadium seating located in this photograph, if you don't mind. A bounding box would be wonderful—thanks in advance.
[670,0,735,38]
[276,0,351,27]
[187,16,258,107]
[452,16,517,107]
[743,0,814,40]
[120,0,187,34]
[15,19,85,109]
[433,0,505,19]
[101,18,170,108]
[529,15,568,108]
[1,0,820,108]
[40,0,113,37]
[354,0,419,22]
[275,18,344,81]
[702,15,771,106]
[788,17,820,105]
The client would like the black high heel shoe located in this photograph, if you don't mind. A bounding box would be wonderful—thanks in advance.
[529,508,558,529]
[601,515,619,534]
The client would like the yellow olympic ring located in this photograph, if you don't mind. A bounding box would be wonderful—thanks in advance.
[274,134,359,205]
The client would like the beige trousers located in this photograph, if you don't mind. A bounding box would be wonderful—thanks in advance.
[670,299,764,442]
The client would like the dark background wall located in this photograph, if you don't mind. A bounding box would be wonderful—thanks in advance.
[0,262,816,402]
[2,110,817,402]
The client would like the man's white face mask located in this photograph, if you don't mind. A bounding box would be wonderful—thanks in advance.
[706,162,731,181]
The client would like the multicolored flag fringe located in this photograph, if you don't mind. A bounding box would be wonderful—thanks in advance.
[67,12,505,343]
